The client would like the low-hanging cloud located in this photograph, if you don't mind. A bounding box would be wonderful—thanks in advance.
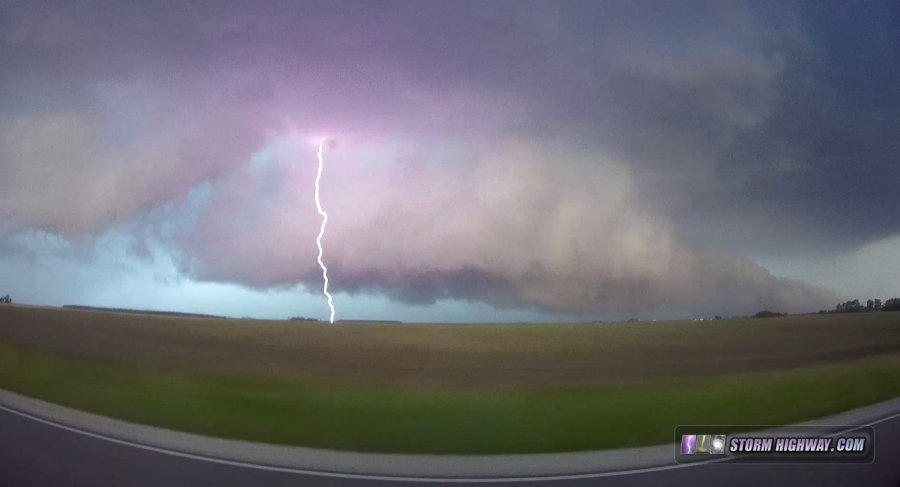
[177,137,838,315]
[0,100,265,239]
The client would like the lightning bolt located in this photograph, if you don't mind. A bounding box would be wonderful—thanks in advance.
[315,138,335,323]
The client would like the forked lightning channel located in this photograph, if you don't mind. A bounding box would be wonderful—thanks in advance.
[315,138,335,323]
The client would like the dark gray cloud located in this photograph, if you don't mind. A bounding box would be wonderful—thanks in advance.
[1,0,893,316]
[565,1,900,254]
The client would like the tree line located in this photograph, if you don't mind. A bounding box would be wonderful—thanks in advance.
[821,298,900,314]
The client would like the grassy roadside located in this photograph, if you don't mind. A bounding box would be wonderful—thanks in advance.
[1,341,898,454]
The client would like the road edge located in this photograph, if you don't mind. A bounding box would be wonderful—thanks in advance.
[0,388,898,479]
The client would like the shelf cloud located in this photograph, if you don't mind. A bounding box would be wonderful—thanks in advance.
[2,1,895,318]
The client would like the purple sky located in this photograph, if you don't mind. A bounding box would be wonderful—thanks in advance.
[1,1,899,321]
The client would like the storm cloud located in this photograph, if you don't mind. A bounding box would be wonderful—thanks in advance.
[2,1,895,318]
[176,136,837,314]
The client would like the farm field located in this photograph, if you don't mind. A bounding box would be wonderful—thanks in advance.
[0,304,898,454]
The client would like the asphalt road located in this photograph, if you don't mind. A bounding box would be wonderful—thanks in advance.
[0,406,898,487]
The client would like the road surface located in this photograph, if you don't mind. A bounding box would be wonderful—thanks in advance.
[0,402,898,486]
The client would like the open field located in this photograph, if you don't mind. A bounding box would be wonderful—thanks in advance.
[0,304,899,453]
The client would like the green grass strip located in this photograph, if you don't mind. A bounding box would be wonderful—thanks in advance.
[0,341,898,454]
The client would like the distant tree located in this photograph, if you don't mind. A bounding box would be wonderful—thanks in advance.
[835,299,864,313]
[755,310,787,318]
[714,315,723,320]
[867,299,875,312]
[875,299,882,311]
[627,318,640,323]
[883,298,900,312]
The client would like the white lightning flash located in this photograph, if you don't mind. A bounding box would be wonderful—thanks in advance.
[315,138,335,323]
